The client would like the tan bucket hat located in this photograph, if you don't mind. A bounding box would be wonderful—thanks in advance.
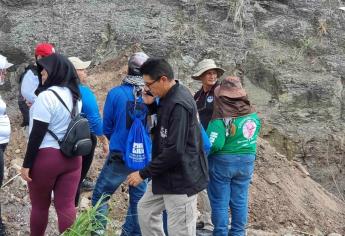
[214,76,247,98]
[68,57,91,70]
[192,59,225,80]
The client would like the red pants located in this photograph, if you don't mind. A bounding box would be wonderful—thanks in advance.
[28,148,81,236]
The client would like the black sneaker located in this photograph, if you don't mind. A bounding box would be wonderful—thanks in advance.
[196,228,213,236]
[196,221,205,230]
[0,222,6,236]
[81,180,95,192]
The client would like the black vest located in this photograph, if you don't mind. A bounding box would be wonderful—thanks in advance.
[151,82,209,196]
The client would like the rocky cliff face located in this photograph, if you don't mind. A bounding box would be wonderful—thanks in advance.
[1,0,345,198]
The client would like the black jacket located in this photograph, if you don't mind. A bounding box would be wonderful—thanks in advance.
[194,82,219,129]
[139,81,208,196]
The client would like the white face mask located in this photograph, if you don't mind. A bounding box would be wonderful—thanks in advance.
[0,69,6,85]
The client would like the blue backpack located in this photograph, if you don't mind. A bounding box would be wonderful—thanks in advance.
[123,88,152,170]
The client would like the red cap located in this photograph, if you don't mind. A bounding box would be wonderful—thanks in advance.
[35,43,55,57]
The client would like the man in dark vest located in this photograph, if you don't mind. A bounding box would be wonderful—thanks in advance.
[128,58,208,235]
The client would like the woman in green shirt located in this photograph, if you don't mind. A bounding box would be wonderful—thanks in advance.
[206,76,261,236]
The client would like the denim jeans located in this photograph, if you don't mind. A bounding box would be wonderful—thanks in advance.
[92,152,147,236]
[207,154,255,236]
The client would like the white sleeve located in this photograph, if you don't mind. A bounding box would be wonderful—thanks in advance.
[20,70,39,104]
[32,91,55,123]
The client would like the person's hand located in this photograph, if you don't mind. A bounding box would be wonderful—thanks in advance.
[102,139,109,154]
[98,136,109,156]
[127,171,144,187]
[25,100,33,108]
[20,167,32,182]
[142,90,155,105]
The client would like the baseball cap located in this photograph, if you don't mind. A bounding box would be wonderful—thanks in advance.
[68,57,91,70]
[128,52,149,76]
[0,55,13,69]
[35,43,55,57]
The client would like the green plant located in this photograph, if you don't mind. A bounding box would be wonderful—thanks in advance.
[289,47,304,62]
[298,36,317,56]
[62,195,109,236]
[299,37,313,51]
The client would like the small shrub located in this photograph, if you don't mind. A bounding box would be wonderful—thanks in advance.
[62,195,109,236]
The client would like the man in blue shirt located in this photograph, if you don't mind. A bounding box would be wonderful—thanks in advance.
[69,57,109,207]
[91,52,149,236]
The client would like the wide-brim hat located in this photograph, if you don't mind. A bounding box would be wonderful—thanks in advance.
[214,76,246,99]
[192,59,225,80]
[68,57,91,70]
[0,55,13,69]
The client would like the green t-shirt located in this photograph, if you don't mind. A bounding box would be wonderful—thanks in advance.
[206,113,261,155]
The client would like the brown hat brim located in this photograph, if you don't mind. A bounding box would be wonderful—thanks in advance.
[215,86,247,99]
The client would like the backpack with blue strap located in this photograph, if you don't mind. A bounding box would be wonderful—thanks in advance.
[122,87,152,170]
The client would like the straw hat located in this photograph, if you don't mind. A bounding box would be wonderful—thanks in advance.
[192,59,225,80]
[0,55,13,69]
[214,76,246,98]
[68,57,91,70]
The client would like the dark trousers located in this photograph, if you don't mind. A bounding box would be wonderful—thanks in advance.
[75,133,97,206]
[0,143,7,187]
[18,99,29,127]
[0,143,7,224]
[28,148,81,235]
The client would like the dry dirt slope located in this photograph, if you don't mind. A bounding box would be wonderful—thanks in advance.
[1,46,344,235]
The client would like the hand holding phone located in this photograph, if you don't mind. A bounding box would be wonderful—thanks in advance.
[142,90,155,104]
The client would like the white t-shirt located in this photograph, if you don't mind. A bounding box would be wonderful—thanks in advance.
[0,97,10,144]
[21,70,39,103]
[29,86,82,149]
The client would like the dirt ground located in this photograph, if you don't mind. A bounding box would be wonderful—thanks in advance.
[1,46,344,235]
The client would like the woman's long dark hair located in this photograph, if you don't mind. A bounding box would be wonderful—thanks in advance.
[37,53,81,105]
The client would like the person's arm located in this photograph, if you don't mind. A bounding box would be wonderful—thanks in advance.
[103,91,116,140]
[20,70,39,104]
[22,120,49,168]
[206,119,226,154]
[80,87,109,154]
[139,104,189,179]
[81,87,104,136]
[21,91,53,182]
[97,135,109,154]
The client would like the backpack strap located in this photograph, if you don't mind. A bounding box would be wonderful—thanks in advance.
[120,86,138,119]
[47,129,60,143]
[46,88,72,143]
[48,89,71,114]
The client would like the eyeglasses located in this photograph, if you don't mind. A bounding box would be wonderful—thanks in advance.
[144,77,160,88]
